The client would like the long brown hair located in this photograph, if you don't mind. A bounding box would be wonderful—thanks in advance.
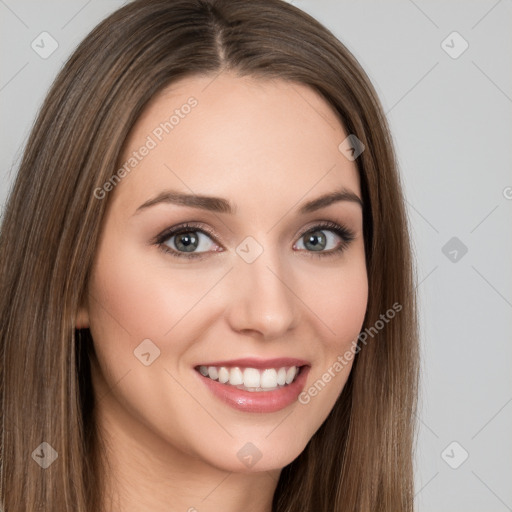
[0,0,419,510]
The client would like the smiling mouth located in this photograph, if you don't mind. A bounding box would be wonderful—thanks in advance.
[194,365,305,392]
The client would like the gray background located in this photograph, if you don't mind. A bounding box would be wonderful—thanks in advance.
[1,1,511,511]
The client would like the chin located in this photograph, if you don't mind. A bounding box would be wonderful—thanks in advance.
[193,429,310,474]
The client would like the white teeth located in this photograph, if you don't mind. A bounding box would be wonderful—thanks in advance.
[276,367,286,386]
[243,368,260,388]
[218,366,230,383]
[197,365,301,390]
[285,366,297,384]
[208,366,218,380]
[260,369,277,388]
[229,367,244,386]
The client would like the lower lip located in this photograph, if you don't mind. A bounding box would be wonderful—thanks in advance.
[196,366,310,413]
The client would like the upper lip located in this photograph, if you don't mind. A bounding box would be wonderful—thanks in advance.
[195,357,310,369]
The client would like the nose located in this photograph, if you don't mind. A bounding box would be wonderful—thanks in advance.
[225,246,300,340]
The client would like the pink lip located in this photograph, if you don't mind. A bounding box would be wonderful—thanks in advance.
[195,357,310,369]
[195,364,311,413]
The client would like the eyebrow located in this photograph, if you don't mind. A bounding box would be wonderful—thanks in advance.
[134,186,363,216]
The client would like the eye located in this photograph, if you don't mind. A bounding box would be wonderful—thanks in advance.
[293,221,355,257]
[154,220,356,260]
[155,223,222,259]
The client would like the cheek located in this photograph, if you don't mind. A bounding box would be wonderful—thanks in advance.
[332,275,368,345]
[88,235,205,344]
[294,253,367,426]
[88,252,165,343]
[302,253,368,350]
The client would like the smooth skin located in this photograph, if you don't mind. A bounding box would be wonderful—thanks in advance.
[77,72,368,512]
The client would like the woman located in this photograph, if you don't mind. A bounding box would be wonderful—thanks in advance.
[0,0,419,510]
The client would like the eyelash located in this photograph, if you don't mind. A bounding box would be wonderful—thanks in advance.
[153,221,356,260]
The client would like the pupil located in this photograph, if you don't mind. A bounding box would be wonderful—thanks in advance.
[176,232,198,252]
[305,230,326,251]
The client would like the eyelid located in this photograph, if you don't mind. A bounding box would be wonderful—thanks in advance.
[295,220,353,240]
[153,221,220,244]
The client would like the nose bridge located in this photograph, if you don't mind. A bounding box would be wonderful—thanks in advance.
[226,236,299,338]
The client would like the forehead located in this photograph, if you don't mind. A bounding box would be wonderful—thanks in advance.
[112,72,361,215]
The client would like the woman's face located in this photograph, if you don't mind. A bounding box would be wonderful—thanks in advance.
[80,72,368,473]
